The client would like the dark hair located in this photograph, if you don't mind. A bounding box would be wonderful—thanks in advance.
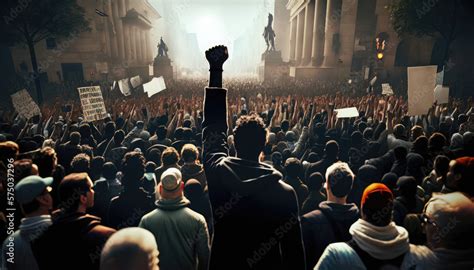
[69,132,81,145]
[161,147,179,166]
[234,114,267,159]
[71,153,90,173]
[434,155,450,176]
[363,195,393,227]
[14,159,35,183]
[281,120,290,132]
[35,147,57,178]
[285,158,301,178]
[393,146,408,161]
[59,173,91,213]
[90,156,105,180]
[429,132,446,150]
[307,172,324,191]
[122,151,145,187]
[325,140,339,158]
[102,162,117,180]
[104,121,116,138]
[156,126,167,140]
[79,124,92,138]
[181,144,199,163]
[113,130,125,145]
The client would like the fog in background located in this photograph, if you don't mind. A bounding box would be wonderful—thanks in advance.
[150,0,274,78]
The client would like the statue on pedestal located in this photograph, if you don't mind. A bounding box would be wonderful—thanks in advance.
[157,37,168,57]
[263,13,276,52]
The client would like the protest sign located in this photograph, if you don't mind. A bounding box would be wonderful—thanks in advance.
[77,86,107,122]
[130,75,142,89]
[407,66,437,116]
[370,76,377,86]
[118,78,131,96]
[335,107,359,118]
[10,89,41,119]
[149,65,154,76]
[434,85,449,104]
[382,83,394,96]
[143,76,166,98]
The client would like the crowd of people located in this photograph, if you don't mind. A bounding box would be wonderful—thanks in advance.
[1,45,474,270]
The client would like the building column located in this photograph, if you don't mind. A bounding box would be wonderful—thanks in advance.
[322,0,342,67]
[112,0,125,60]
[312,0,327,66]
[338,0,358,68]
[289,17,297,62]
[302,1,315,65]
[130,26,137,61]
[145,31,151,62]
[107,0,118,58]
[141,30,147,62]
[295,11,305,65]
[137,29,143,63]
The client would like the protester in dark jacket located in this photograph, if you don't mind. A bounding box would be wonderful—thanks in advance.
[305,140,339,182]
[202,46,305,270]
[300,172,326,215]
[347,164,381,208]
[108,151,154,229]
[392,176,424,225]
[32,173,116,270]
[181,143,207,189]
[184,179,214,237]
[284,158,309,209]
[302,162,359,269]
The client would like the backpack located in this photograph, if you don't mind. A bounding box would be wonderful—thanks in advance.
[347,239,406,269]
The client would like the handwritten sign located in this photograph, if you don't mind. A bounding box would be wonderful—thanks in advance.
[77,86,107,122]
[11,89,41,119]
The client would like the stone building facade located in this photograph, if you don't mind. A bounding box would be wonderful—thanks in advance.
[10,0,160,83]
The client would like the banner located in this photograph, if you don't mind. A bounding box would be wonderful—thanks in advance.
[335,107,359,118]
[382,83,394,96]
[143,76,166,98]
[434,85,449,104]
[118,78,131,96]
[407,66,437,116]
[11,89,41,119]
[77,86,107,122]
[130,75,142,89]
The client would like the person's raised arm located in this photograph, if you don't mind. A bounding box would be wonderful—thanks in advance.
[206,45,228,88]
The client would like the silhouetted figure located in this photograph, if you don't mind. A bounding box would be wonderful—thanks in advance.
[158,37,168,57]
[263,13,276,51]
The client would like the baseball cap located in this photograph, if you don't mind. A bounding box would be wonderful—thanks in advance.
[160,168,182,191]
[361,183,393,211]
[15,175,53,204]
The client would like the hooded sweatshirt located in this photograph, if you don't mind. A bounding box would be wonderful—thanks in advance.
[32,212,115,270]
[202,87,305,270]
[302,201,359,269]
[181,163,208,188]
[139,197,210,270]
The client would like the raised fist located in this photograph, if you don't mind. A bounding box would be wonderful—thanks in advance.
[205,45,228,70]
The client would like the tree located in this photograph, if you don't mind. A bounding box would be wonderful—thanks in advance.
[0,0,90,105]
[389,0,472,70]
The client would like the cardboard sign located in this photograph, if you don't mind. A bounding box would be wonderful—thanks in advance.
[143,76,166,98]
[407,66,437,116]
[149,65,154,76]
[335,107,359,118]
[130,75,142,89]
[118,78,131,96]
[434,85,449,104]
[382,83,394,96]
[11,89,41,119]
[436,68,444,86]
[77,86,107,122]
[370,76,377,86]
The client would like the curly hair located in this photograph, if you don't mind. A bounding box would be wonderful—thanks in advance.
[234,114,267,159]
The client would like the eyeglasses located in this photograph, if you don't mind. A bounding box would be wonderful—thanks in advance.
[419,213,438,227]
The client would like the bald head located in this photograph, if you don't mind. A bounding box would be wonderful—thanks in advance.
[101,228,159,270]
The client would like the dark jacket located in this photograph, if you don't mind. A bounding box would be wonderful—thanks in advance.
[202,87,305,270]
[301,201,359,270]
[283,176,309,209]
[32,212,115,270]
[300,190,326,215]
[305,156,338,183]
[107,188,155,229]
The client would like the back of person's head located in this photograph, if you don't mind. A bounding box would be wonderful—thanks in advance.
[156,125,167,140]
[434,155,450,176]
[325,162,354,198]
[284,158,301,179]
[101,227,159,270]
[393,146,408,161]
[361,183,394,226]
[174,128,184,140]
[102,162,118,180]
[396,176,417,198]
[307,152,319,163]
[325,140,339,159]
[122,151,145,186]
[363,128,373,140]
[161,147,179,166]
[412,135,428,153]
[282,148,292,162]
[114,130,125,145]
[234,114,267,160]
[429,132,447,150]
[447,157,474,197]
[71,153,91,173]
[357,164,380,184]
[136,121,145,130]
[271,152,282,165]
[90,156,105,177]
[69,131,81,145]
[381,172,398,192]
[184,178,203,200]
[145,161,157,173]
[14,159,38,183]
[424,192,474,250]
[59,172,93,213]
[358,121,367,133]
[35,147,57,178]
[307,172,324,191]
[146,148,162,166]
[79,124,92,138]
[351,131,364,145]
[181,144,199,163]
[104,121,116,138]
[0,141,19,162]
[393,124,406,139]
[182,128,193,141]
[410,125,424,141]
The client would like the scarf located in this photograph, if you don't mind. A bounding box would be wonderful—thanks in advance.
[349,218,409,260]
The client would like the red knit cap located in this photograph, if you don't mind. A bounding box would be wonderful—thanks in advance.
[361,183,393,210]
[454,157,474,196]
